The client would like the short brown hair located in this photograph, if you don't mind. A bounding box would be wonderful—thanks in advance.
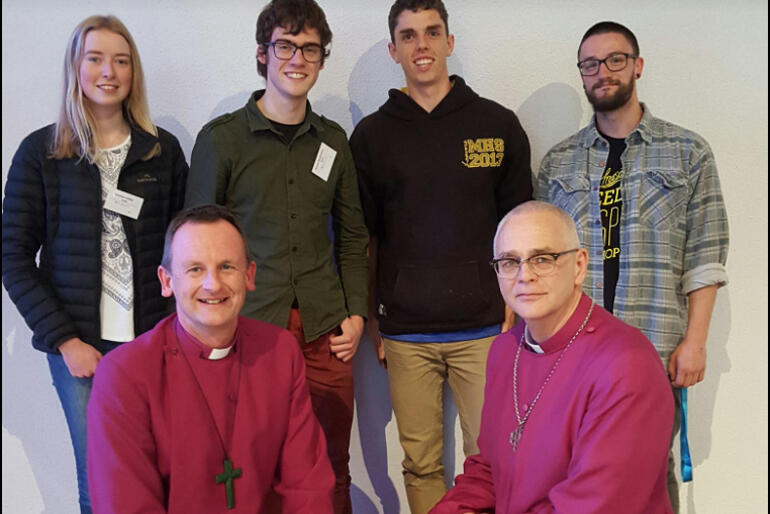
[579,21,640,58]
[161,205,252,270]
[255,0,332,78]
[388,0,449,43]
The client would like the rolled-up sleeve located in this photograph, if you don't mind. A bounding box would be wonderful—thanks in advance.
[681,140,729,295]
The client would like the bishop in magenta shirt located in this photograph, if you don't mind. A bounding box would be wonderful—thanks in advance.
[87,314,334,513]
[432,294,674,513]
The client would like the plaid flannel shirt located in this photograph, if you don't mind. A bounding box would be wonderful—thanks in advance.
[536,105,729,359]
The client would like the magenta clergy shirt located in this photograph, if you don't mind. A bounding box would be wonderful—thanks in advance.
[432,294,674,513]
[87,314,334,513]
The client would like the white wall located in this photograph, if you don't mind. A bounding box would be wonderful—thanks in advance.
[2,1,767,513]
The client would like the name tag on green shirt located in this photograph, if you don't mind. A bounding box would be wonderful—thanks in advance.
[311,142,337,182]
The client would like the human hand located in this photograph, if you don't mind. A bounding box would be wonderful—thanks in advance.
[329,315,365,362]
[365,317,386,369]
[668,337,706,388]
[58,337,103,378]
[501,304,516,333]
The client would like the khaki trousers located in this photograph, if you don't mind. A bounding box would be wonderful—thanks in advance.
[383,336,494,514]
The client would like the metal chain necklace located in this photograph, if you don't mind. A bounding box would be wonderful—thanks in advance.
[510,300,595,451]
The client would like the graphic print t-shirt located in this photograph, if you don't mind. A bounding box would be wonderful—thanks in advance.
[598,133,626,313]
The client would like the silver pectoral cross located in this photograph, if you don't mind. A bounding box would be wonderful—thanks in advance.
[510,423,524,452]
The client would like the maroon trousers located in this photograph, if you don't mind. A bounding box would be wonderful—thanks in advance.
[287,308,354,514]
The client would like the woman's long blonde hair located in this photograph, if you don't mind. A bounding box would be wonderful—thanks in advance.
[51,15,159,162]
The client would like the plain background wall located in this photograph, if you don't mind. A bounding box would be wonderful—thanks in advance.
[2,0,767,512]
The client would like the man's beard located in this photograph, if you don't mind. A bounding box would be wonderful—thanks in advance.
[585,77,635,112]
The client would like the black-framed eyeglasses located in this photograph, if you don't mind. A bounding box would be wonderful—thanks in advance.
[490,248,580,278]
[577,52,637,76]
[264,39,329,63]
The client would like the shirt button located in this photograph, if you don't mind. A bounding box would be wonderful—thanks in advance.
[290,213,297,219]
[228,393,237,402]
[288,178,295,185]
[600,161,606,166]
[522,403,529,412]
[586,326,596,333]
[595,219,601,225]
[596,281,603,288]
[596,250,602,256]
[292,246,298,252]
[170,348,178,355]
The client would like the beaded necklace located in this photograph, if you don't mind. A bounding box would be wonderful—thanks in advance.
[510,301,595,451]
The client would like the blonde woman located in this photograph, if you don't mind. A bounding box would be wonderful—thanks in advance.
[2,15,187,514]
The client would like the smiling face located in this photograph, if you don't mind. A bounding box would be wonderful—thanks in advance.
[158,220,256,348]
[579,31,643,113]
[494,208,588,340]
[78,28,132,117]
[257,25,323,103]
[388,8,454,91]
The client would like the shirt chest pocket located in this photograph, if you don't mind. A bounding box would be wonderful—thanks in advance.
[548,174,592,226]
[638,169,689,230]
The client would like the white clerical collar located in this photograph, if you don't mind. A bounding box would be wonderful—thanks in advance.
[524,327,545,354]
[207,345,233,360]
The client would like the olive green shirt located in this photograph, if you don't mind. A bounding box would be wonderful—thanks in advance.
[186,91,368,341]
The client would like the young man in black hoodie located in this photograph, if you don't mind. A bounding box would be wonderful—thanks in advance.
[349,1,533,512]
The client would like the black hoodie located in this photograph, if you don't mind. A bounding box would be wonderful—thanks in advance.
[350,76,533,336]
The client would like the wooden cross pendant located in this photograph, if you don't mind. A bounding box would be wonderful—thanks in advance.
[510,424,524,452]
[215,458,242,509]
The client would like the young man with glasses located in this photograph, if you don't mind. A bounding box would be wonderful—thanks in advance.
[185,1,368,512]
[349,1,532,512]
[432,201,674,513]
[536,21,729,512]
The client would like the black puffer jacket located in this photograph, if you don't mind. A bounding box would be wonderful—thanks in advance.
[2,124,188,353]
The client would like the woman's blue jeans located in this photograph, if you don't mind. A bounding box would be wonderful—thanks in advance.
[47,340,121,514]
